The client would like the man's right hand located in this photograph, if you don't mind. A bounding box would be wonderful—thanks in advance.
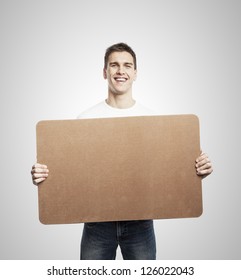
[31,163,49,185]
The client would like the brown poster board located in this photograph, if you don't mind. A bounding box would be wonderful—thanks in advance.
[36,115,202,224]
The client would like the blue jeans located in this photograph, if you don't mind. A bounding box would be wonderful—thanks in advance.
[80,220,156,260]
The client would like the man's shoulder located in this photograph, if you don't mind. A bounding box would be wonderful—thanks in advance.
[133,102,156,115]
[77,101,107,119]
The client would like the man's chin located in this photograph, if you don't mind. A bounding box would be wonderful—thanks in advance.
[113,91,126,95]
[109,85,130,96]
[111,89,127,95]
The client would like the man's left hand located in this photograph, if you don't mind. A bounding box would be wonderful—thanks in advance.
[196,152,213,178]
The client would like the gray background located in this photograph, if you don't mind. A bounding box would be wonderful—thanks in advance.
[0,0,240,259]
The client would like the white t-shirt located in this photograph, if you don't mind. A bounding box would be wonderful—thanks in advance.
[77,100,154,119]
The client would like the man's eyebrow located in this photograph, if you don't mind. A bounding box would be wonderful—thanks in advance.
[109,61,134,65]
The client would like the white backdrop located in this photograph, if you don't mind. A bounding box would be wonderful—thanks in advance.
[1,0,240,259]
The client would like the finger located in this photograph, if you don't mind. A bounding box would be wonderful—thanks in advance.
[196,153,208,163]
[33,167,49,173]
[32,163,48,170]
[31,167,49,175]
[196,157,210,168]
[33,177,46,185]
[31,163,48,175]
[196,162,212,172]
[197,167,213,176]
[196,158,212,168]
[32,172,48,179]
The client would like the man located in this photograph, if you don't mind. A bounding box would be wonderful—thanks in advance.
[31,43,213,260]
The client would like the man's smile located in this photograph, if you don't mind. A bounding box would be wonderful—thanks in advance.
[114,77,128,83]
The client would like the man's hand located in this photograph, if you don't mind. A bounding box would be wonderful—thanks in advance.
[196,152,213,178]
[31,163,49,185]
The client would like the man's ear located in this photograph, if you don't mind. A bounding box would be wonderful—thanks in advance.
[103,68,107,79]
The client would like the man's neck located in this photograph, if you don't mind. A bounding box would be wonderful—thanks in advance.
[106,92,136,109]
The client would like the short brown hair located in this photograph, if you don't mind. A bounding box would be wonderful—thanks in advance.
[104,43,137,70]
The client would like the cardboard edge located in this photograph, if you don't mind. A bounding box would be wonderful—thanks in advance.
[36,120,45,128]
[39,214,48,225]
[198,207,203,217]
[193,207,203,218]
[189,114,200,126]
[36,120,50,131]
[189,114,203,219]
[186,114,200,126]
[37,186,47,225]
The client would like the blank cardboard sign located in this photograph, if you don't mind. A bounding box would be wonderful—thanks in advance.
[36,115,202,224]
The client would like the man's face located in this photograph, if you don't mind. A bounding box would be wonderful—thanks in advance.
[103,51,137,95]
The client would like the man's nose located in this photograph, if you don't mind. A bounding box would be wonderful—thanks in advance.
[117,66,125,74]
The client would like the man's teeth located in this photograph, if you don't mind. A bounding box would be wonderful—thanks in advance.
[115,78,126,82]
